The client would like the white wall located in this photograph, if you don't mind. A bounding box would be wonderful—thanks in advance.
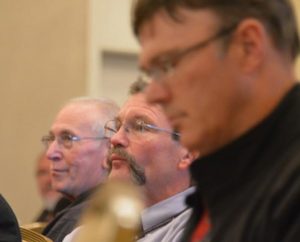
[88,0,139,105]
[88,0,300,108]
[0,0,87,224]
[89,0,300,89]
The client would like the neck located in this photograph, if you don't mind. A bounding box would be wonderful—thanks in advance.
[144,184,191,207]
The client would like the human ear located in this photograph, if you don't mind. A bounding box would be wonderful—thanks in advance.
[178,150,199,170]
[232,19,268,73]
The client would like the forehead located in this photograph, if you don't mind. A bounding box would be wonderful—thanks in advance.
[119,94,167,123]
[138,8,220,66]
[51,104,100,133]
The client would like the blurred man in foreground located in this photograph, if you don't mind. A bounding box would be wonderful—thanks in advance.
[132,0,300,241]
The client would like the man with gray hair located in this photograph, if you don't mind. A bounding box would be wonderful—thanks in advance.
[132,0,300,241]
[41,97,119,242]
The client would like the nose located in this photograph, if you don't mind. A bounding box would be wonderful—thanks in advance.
[145,81,171,105]
[110,127,129,148]
[46,140,63,162]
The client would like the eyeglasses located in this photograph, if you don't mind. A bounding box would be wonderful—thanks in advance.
[41,132,107,149]
[139,24,237,83]
[104,119,180,141]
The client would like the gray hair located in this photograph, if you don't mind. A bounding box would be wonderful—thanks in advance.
[62,97,119,136]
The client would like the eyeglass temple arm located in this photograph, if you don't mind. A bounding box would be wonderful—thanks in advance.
[145,124,180,139]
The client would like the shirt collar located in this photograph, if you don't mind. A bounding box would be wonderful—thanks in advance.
[140,187,195,233]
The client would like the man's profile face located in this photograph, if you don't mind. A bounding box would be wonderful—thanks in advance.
[139,8,250,155]
[46,104,109,198]
[107,94,185,201]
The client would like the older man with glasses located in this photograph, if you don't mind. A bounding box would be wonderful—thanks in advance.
[132,0,300,242]
[40,97,119,242]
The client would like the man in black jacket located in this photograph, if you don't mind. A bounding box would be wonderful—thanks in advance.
[132,0,300,241]
[41,97,119,242]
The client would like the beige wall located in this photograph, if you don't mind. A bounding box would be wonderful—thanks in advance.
[0,0,87,223]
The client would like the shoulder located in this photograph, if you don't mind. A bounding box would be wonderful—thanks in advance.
[260,149,300,241]
[138,209,192,242]
[62,226,83,242]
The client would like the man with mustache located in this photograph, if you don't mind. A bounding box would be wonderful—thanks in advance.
[104,79,200,242]
[41,97,119,242]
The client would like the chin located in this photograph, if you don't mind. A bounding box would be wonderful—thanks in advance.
[109,173,129,183]
[52,182,66,193]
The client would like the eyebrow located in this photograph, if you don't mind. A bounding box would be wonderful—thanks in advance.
[48,131,54,136]
[49,129,75,136]
[117,114,156,128]
[128,114,154,125]
[140,47,180,72]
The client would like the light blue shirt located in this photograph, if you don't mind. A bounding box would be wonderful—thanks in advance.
[138,187,194,242]
[62,187,195,242]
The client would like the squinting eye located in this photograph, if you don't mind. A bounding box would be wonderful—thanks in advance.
[107,127,117,133]
[48,136,55,142]
[61,134,74,142]
[161,60,173,72]
[132,120,146,133]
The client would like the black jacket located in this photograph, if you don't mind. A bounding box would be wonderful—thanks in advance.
[0,194,21,242]
[183,84,300,242]
[35,197,71,223]
[42,190,93,242]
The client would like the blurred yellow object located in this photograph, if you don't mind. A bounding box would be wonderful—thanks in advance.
[74,181,144,242]
[20,226,52,242]
[21,222,48,233]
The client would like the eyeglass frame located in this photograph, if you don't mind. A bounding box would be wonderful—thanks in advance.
[41,132,108,149]
[139,23,238,83]
[104,118,180,141]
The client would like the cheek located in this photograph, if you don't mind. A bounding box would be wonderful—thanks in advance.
[180,125,202,152]
[143,140,176,167]
[129,146,148,165]
[171,62,209,114]
[170,62,220,149]
[73,149,105,176]
[129,141,157,167]
[65,151,84,180]
[65,147,95,167]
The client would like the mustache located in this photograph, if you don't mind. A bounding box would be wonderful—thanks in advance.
[108,147,146,185]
